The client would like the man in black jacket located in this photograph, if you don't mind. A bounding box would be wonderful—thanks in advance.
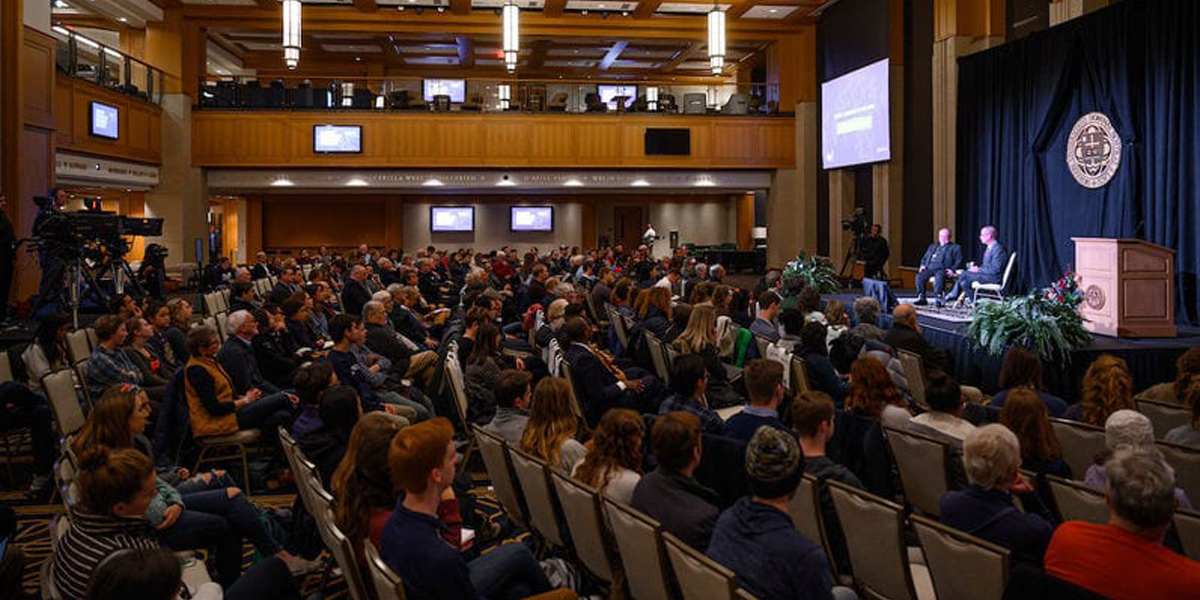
[217,309,283,396]
[860,224,890,280]
[341,265,372,317]
[229,281,260,314]
[268,267,303,305]
[631,411,720,551]
[562,317,661,426]
[915,228,964,307]
[363,300,437,386]
[883,304,949,373]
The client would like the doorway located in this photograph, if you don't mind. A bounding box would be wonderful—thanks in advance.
[614,206,645,251]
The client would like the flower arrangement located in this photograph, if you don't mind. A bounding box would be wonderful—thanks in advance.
[781,251,843,295]
[965,270,1091,362]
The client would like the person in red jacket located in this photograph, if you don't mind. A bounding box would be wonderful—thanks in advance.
[1045,446,1200,600]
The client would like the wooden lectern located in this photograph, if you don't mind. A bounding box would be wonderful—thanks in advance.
[1072,238,1176,338]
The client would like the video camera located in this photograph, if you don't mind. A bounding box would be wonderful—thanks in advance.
[33,196,163,260]
[841,207,870,237]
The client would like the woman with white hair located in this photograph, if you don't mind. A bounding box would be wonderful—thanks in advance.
[938,424,1057,565]
[1083,409,1193,508]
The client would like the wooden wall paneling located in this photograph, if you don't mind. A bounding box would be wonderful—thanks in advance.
[246,196,263,258]
[55,79,74,148]
[736,192,754,250]
[386,198,403,250]
[240,115,291,164]
[22,30,57,130]
[55,75,163,164]
[582,200,597,249]
[437,120,485,163]
[262,196,390,249]
[575,122,624,162]
[524,121,577,164]
[484,121,530,164]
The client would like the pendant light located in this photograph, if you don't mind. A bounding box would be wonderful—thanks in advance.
[503,0,519,73]
[283,0,302,69]
[707,3,725,76]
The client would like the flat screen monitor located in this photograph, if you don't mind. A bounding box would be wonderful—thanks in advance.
[313,125,362,154]
[598,85,637,110]
[89,101,119,139]
[423,79,466,103]
[430,206,475,232]
[820,58,891,169]
[510,206,554,232]
[644,128,691,156]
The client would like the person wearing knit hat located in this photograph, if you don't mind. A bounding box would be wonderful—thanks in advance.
[707,426,851,600]
[1082,410,1194,509]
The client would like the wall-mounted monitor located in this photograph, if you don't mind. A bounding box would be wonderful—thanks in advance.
[313,125,362,154]
[598,84,637,110]
[821,58,891,169]
[430,206,475,232]
[89,101,119,139]
[510,206,554,232]
[423,79,466,103]
[644,128,691,156]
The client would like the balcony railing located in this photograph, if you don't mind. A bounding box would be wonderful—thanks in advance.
[197,76,787,116]
[52,25,165,105]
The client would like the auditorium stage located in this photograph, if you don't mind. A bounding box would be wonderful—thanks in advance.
[823,293,1200,398]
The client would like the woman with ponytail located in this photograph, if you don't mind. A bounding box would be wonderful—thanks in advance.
[1066,354,1134,426]
[72,385,314,585]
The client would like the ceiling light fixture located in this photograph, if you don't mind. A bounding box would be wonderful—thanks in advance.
[346,178,369,187]
[502,0,520,73]
[423,178,445,186]
[564,179,584,187]
[707,3,725,76]
[282,0,301,69]
[631,179,650,187]
[271,177,295,187]
[498,83,511,110]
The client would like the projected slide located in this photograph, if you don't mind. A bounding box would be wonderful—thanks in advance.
[90,102,119,139]
[598,85,637,110]
[423,79,466,103]
[511,206,554,232]
[821,58,891,169]
[313,125,362,153]
[431,206,475,232]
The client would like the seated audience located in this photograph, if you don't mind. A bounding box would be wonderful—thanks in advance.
[849,297,885,342]
[823,299,850,347]
[120,317,169,395]
[1084,410,1192,508]
[1046,447,1200,600]
[659,354,725,435]
[722,359,793,442]
[326,313,428,421]
[797,287,826,324]
[631,412,720,551]
[268,267,303,305]
[663,301,692,345]
[884,304,949,374]
[184,325,294,443]
[83,547,222,600]
[229,281,259,314]
[520,377,587,474]
[332,412,404,557]
[908,369,975,443]
[165,298,193,361]
[1139,347,1200,405]
[22,312,71,387]
[291,361,336,438]
[844,356,912,429]
[218,310,287,397]
[483,369,534,444]
[381,418,556,600]
[464,322,505,424]
[1064,354,1133,426]
[51,446,296,600]
[85,315,145,402]
[251,305,303,390]
[572,408,644,504]
[939,425,1056,566]
[1165,375,1200,446]
[282,295,320,350]
[341,265,372,318]
[765,308,805,366]
[144,301,182,374]
[637,286,673,338]
[563,316,661,427]
[672,305,743,409]
[792,391,860,575]
[706,427,842,600]
[297,385,364,482]
[1000,388,1072,478]
[750,291,782,342]
[798,321,849,404]
[988,346,1068,417]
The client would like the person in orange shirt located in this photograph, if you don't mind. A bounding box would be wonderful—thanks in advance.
[1045,446,1200,600]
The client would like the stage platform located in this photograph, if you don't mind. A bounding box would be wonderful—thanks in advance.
[824,292,1200,399]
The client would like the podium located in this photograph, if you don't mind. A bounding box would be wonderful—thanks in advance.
[1072,238,1176,338]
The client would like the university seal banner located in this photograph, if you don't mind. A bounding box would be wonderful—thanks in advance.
[1067,112,1123,189]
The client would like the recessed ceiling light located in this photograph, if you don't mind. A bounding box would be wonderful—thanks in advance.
[631,179,650,187]
[271,178,295,187]
[564,179,584,187]
[117,17,127,22]
[423,178,444,187]
[693,179,715,187]
[355,56,361,61]
[346,178,369,187]
[768,8,777,13]
[496,179,516,186]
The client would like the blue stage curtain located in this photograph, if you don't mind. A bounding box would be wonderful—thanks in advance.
[956,0,1199,324]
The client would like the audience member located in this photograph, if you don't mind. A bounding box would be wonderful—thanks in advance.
[1065,354,1133,426]
[341,265,372,317]
[22,312,71,386]
[722,359,793,442]
[751,291,782,342]
[572,408,643,504]
[483,369,533,443]
[823,299,849,347]
[1139,347,1200,405]
[988,346,1068,417]
[883,304,947,373]
[563,316,661,427]
[798,321,849,404]
[845,356,911,429]
[939,425,1056,566]
[706,426,843,600]
[85,315,144,402]
[631,411,720,551]
[251,305,303,390]
[1000,388,1072,478]
[183,326,294,444]
[144,301,181,374]
[520,377,587,474]
[849,297,885,342]
[659,354,725,435]
[464,321,505,424]
[297,385,364,482]
[908,370,975,442]
[672,306,742,409]
[1046,447,1200,600]
[792,391,860,574]
[1164,375,1200,446]
[165,298,193,361]
[637,286,673,338]
[1084,410,1192,508]
[120,317,169,397]
[291,361,336,438]
[327,313,427,421]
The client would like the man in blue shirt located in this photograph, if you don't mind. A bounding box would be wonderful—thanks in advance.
[659,354,725,435]
[381,418,555,600]
[722,359,794,442]
[750,291,782,342]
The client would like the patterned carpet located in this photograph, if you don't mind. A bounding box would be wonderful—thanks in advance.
[5,468,513,599]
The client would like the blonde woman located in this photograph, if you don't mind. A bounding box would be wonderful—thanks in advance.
[672,306,743,408]
[520,377,587,474]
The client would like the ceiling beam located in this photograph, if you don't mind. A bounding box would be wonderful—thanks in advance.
[632,0,663,19]
[450,0,472,16]
[543,0,568,18]
[662,41,703,71]
[147,0,181,8]
[726,0,760,20]
[456,36,475,67]
[527,39,552,69]
[598,41,626,70]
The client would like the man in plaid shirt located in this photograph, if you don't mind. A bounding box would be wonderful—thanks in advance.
[658,354,726,435]
[85,314,143,400]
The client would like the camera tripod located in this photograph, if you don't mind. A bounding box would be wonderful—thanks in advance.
[59,252,145,327]
[839,233,865,279]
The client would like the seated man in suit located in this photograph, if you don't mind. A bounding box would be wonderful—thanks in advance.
[915,228,964,307]
[268,267,303,305]
[217,310,285,397]
[562,316,661,427]
[948,225,1009,306]
[341,264,372,317]
[884,304,950,374]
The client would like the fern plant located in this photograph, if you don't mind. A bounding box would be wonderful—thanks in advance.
[965,274,1091,362]
[782,251,843,295]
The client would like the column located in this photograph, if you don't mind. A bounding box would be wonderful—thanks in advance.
[827,170,855,272]
[931,0,1004,237]
[873,10,906,280]
[765,27,818,268]
[736,192,754,251]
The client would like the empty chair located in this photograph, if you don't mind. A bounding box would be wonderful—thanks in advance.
[194,428,261,494]
[547,92,568,111]
[473,425,527,528]
[828,479,932,600]
[550,472,614,587]
[507,445,566,550]
[912,514,1011,600]
[1049,418,1107,480]
[683,93,707,114]
[1046,475,1108,524]
[215,311,230,341]
[1137,398,1191,438]
[720,93,749,114]
[1174,508,1200,562]
[43,369,85,437]
[663,531,738,600]
[885,426,954,517]
[66,330,92,365]
[315,503,371,600]
[604,499,673,600]
[897,350,928,409]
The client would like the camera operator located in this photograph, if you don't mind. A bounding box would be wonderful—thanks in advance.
[33,188,68,310]
[0,195,14,322]
[860,224,890,280]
